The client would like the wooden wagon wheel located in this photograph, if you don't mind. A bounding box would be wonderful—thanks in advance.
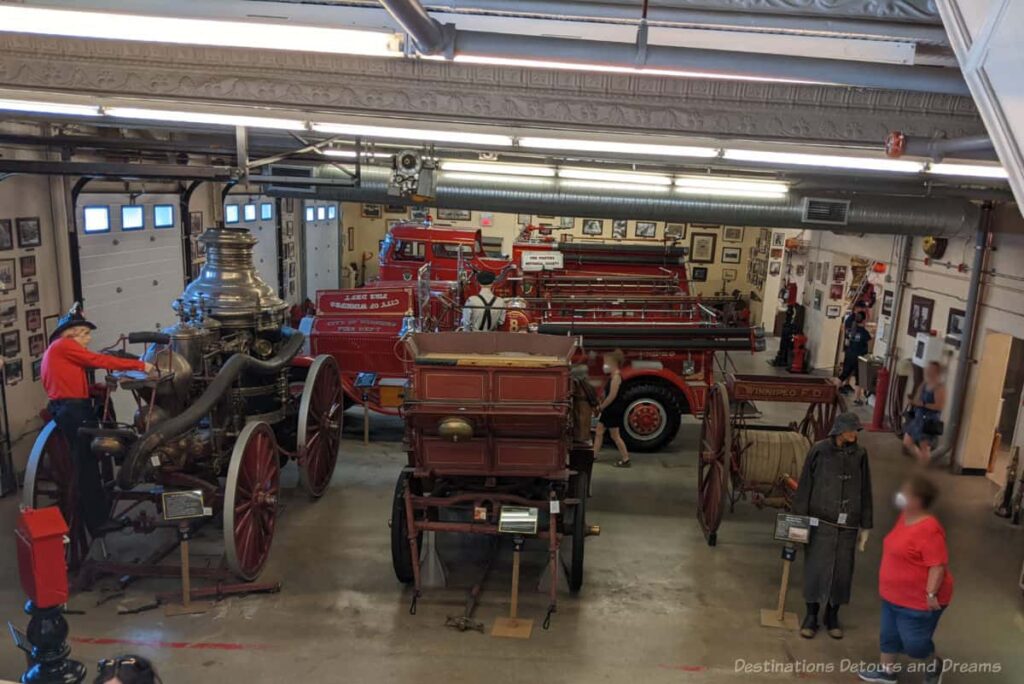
[23,420,92,570]
[568,471,588,594]
[297,354,343,498]
[698,382,731,547]
[798,394,846,442]
[224,421,280,581]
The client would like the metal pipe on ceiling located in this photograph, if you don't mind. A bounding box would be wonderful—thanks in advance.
[377,0,969,95]
[304,165,979,237]
[899,135,997,162]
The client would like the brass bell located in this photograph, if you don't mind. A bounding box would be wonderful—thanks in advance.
[91,434,125,458]
[437,417,473,443]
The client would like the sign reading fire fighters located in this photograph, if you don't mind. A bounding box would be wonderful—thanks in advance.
[317,288,413,316]
[520,251,564,272]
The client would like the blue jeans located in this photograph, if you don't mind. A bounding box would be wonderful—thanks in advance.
[880,599,945,659]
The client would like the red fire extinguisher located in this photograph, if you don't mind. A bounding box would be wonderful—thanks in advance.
[789,334,808,374]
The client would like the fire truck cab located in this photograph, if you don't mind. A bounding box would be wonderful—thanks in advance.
[377,223,507,284]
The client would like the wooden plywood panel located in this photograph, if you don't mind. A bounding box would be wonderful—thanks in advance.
[961,331,1013,469]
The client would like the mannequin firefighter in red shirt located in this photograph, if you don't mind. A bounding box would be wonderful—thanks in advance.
[41,304,154,536]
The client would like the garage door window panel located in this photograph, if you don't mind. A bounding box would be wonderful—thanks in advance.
[121,205,145,231]
[225,204,240,224]
[244,204,257,222]
[83,206,111,234]
[153,204,175,228]
[260,203,273,220]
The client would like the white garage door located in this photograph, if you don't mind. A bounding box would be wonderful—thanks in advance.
[303,200,340,299]
[225,195,279,294]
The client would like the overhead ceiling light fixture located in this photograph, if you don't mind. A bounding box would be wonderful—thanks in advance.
[520,137,718,159]
[321,149,389,159]
[0,6,402,57]
[675,175,789,197]
[104,107,307,131]
[675,186,787,199]
[440,161,556,177]
[723,148,924,173]
[313,122,512,147]
[559,168,673,185]
[560,180,671,193]
[0,98,101,117]
[926,162,1008,179]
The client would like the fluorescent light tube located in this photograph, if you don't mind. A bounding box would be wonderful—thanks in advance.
[0,6,401,57]
[442,172,554,186]
[105,107,306,130]
[313,122,512,147]
[559,168,672,185]
[560,180,671,193]
[675,175,789,194]
[675,187,787,199]
[520,137,718,159]
[440,161,555,177]
[926,163,1008,179]
[321,149,389,159]
[0,98,100,117]
[724,148,923,173]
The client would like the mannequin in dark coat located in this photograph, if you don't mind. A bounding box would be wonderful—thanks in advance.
[791,412,873,640]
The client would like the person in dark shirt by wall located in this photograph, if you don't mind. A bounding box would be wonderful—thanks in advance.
[837,311,871,406]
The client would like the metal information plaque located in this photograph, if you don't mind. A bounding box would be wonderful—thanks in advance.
[773,513,814,545]
[498,506,539,535]
[161,490,207,521]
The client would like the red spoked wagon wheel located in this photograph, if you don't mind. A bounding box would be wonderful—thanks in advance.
[798,395,845,442]
[224,421,280,581]
[23,420,92,570]
[297,354,343,498]
[698,383,731,547]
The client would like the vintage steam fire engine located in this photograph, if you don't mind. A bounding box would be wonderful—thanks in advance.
[24,228,343,582]
[309,221,764,452]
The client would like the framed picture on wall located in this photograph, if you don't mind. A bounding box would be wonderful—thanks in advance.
[721,247,741,264]
[945,308,966,348]
[517,214,532,224]
[285,221,294,237]
[689,233,717,263]
[770,248,784,260]
[795,264,805,277]
[0,220,12,251]
[0,259,15,292]
[559,217,574,229]
[722,268,737,281]
[826,305,841,318]
[908,295,934,336]
[769,261,781,276]
[612,220,628,239]
[690,266,708,282]
[28,333,44,357]
[829,283,844,300]
[25,308,41,332]
[385,204,407,214]
[664,223,686,240]
[410,206,429,221]
[284,198,295,214]
[2,330,19,358]
[32,358,41,382]
[881,290,894,317]
[437,208,471,221]
[43,313,58,338]
[361,204,382,219]
[23,281,39,305]
[772,232,785,247]
[635,221,657,239]
[347,226,355,251]
[6,358,21,385]
[812,289,823,311]
[723,226,744,243]
[190,211,204,235]
[832,265,848,282]
[582,219,604,236]
[16,217,42,248]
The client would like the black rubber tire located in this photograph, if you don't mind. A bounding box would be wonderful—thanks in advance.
[390,470,421,584]
[569,472,588,594]
[618,382,683,453]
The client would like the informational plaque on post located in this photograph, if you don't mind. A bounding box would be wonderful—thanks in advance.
[773,513,814,545]
[161,490,207,521]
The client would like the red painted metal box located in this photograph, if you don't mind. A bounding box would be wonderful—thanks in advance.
[16,507,70,608]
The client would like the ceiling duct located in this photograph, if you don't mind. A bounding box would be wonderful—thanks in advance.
[295,165,979,237]
[801,198,850,225]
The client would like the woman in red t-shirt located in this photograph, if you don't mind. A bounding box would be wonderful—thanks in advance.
[859,475,952,684]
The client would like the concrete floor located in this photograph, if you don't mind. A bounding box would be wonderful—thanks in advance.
[2,353,1023,682]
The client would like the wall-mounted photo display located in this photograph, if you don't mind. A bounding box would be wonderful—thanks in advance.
[769,261,781,276]
[437,208,471,221]
[721,247,742,264]
[285,220,294,238]
[945,308,966,348]
[832,265,848,282]
[690,266,708,282]
[288,262,296,278]
[723,226,744,243]
[635,221,657,239]
[826,305,842,318]
[807,261,815,282]
[0,259,14,292]
[516,213,531,225]
[190,211,204,235]
[43,314,58,339]
[559,217,574,229]
[908,295,934,336]
[581,219,604,236]
[289,279,296,297]
[25,308,41,332]
[16,217,42,248]
[770,248,784,260]
[722,268,737,281]
[881,290,894,317]
[410,206,429,221]
[23,281,39,306]
[20,255,36,279]
[6,358,22,385]
[361,204,383,219]
[612,220,628,239]
[829,283,844,300]
[812,289,823,311]
[2,330,20,358]
[772,232,785,247]
[28,333,44,357]
[0,219,12,251]
[689,232,717,263]
[284,198,295,214]
[0,300,16,327]
[32,358,41,382]
[665,223,686,240]
[795,264,805,277]
[347,226,355,251]
[386,204,407,215]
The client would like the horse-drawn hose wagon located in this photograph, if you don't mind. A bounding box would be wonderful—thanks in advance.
[391,332,599,624]
[698,374,845,546]
[24,228,343,584]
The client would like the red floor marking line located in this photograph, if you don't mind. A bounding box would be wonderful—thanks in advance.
[71,636,273,651]
[657,664,708,672]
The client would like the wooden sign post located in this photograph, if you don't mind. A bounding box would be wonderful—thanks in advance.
[761,513,812,630]
[161,490,213,617]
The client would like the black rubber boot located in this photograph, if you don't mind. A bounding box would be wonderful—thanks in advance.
[825,603,843,639]
[800,603,819,639]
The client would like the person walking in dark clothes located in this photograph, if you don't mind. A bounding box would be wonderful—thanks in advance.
[837,311,871,405]
[791,412,874,640]
[593,349,630,468]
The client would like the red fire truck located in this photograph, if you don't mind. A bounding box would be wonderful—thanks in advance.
[308,222,765,452]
